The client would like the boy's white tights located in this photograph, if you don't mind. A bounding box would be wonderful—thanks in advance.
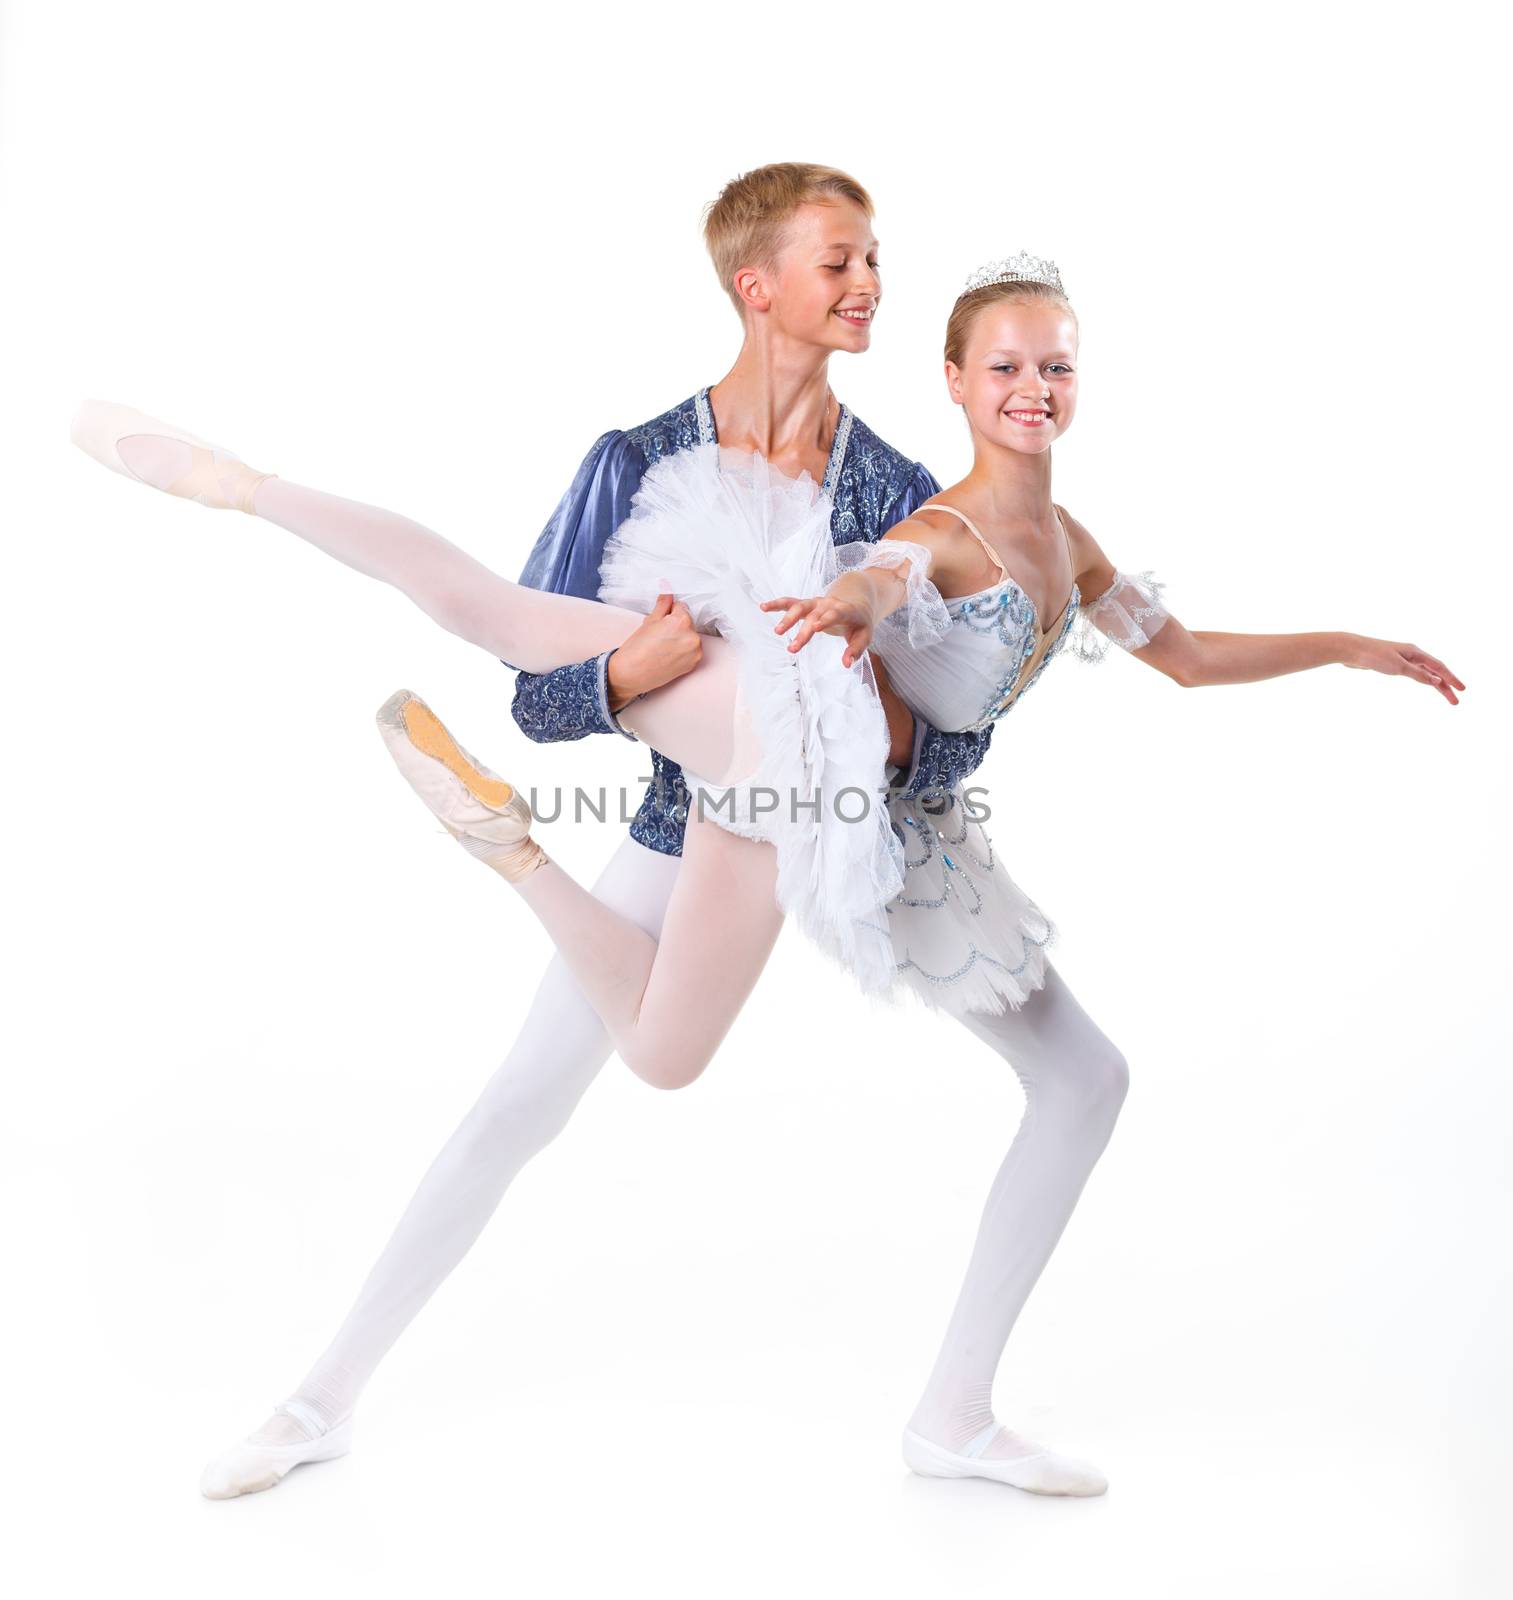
[251,839,1126,1470]
[249,837,684,1449]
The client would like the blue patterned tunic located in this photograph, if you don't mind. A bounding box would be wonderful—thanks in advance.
[508,388,994,858]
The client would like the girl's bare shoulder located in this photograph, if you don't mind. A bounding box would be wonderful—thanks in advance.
[881,503,966,550]
[882,504,981,587]
[1054,503,1116,599]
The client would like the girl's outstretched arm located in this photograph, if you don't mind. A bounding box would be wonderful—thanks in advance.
[1060,505,1465,704]
[1134,620,1463,703]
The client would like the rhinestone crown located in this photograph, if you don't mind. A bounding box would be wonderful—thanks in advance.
[959,251,1065,297]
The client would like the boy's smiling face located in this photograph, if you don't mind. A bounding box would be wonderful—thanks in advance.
[741,200,881,353]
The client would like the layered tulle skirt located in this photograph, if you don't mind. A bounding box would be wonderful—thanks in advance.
[597,443,1055,1016]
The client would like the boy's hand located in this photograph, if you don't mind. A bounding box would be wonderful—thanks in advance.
[606,593,703,712]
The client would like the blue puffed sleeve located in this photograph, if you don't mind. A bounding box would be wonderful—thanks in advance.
[509,430,646,744]
[880,459,941,533]
[877,461,998,798]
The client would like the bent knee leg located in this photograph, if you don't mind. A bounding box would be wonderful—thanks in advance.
[623,1040,712,1093]
[1027,968,1131,1121]
[1081,1026,1130,1102]
[1089,1038,1130,1120]
[1011,1007,1130,1137]
[1046,1036,1130,1140]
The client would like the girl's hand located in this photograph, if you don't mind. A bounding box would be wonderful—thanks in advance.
[759,594,875,667]
[1343,634,1465,705]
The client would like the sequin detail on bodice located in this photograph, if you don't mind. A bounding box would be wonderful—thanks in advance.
[943,575,1081,729]
[870,504,1081,733]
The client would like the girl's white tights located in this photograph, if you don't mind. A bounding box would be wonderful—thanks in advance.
[908,969,1129,1460]
[119,440,781,1094]
[113,442,1130,1480]
[507,811,782,1092]
[116,437,758,780]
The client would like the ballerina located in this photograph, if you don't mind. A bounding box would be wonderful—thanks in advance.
[66,384,1109,1075]
[69,251,1461,1505]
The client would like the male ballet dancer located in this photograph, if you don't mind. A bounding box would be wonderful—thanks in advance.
[202,162,1125,1501]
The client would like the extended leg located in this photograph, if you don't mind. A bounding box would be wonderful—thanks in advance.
[251,475,646,669]
[82,407,639,668]
[903,963,1130,1495]
[201,836,681,1498]
[94,409,791,1076]
[111,432,759,785]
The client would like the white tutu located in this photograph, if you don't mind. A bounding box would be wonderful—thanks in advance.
[598,443,1058,1016]
[600,444,904,995]
[882,787,1057,1015]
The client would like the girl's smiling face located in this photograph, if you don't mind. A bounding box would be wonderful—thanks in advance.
[946,299,1079,454]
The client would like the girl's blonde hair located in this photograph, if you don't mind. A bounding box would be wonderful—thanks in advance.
[944,279,1078,367]
[702,163,874,316]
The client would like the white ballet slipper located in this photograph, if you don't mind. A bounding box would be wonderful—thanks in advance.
[200,1399,353,1500]
[375,689,548,882]
[901,1422,1108,1497]
[70,397,276,513]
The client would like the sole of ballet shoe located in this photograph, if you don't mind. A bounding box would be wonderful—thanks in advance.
[900,1426,1108,1497]
[200,1415,354,1500]
[395,693,516,808]
[70,397,273,512]
[374,690,546,882]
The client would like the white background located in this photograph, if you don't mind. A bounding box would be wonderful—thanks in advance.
[3,1,1508,1595]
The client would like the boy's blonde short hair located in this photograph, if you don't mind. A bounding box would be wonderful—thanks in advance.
[702,163,874,316]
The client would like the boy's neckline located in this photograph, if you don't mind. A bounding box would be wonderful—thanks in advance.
[695,387,852,498]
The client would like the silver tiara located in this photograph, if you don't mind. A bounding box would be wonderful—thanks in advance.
[960,251,1064,296]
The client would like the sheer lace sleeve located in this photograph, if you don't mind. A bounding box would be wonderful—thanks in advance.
[826,538,953,650]
[1066,570,1172,663]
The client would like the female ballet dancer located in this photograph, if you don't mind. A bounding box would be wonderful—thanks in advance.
[313,248,1461,1044]
[69,255,1461,1502]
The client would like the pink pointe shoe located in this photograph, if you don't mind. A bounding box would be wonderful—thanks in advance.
[375,689,549,882]
[70,397,277,513]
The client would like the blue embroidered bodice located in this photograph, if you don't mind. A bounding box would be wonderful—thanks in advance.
[508,389,994,857]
